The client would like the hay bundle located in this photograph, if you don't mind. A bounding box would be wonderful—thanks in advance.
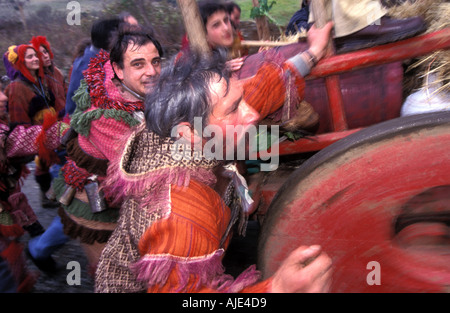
[389,0,449,95]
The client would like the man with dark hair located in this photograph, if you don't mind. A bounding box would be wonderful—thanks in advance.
[28,26,164,275]
[109,28,163,98]
[95,20,333,293]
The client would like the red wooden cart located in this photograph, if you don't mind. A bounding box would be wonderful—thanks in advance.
[252,28,450,293]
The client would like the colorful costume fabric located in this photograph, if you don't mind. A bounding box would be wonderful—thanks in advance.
[95,126,268,292]
[45,66,66,117]
[5,72,57,127]
[95,48,308,293]
[0,117,66,233]
[0,117,68,292]
[54,51,143,264]
[240,47,307,126]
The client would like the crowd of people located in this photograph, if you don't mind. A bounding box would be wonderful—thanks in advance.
[0,0,432,293]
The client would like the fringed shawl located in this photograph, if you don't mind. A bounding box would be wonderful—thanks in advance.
[131,249,260,293]
[97,125,264,293]
[103,123,218,215]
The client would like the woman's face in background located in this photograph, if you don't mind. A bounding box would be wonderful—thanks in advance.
[39,46,52,68]
[24,48,40,71]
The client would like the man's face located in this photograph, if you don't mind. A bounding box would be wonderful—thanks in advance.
[207,77,260,159]
[114,41,161,97]
[39,46,52,68]
[205,10,234,48]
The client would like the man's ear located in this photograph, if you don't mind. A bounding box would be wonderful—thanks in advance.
[174,122,202,145]
[112,62,124,81]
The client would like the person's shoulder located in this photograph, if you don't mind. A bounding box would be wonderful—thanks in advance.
[5,79,28,93]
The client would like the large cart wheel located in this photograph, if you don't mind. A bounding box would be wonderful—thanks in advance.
[258,111,450,292]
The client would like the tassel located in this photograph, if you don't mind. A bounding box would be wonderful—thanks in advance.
[35,110,59,167]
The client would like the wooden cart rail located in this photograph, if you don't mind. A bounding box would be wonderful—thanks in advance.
[259,28,450,158]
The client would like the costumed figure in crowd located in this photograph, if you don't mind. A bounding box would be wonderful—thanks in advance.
[30,36,68,206]
[0,78,69,292]
[95,20,334,292]
[30,36,66,118]
[3,44,63,208]
[49,27,164,276]
[3,44,58,127]
[24,19,127,275]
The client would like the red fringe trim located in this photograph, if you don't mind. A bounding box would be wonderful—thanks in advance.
[84,50,144,113]
[35,110,59,167]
